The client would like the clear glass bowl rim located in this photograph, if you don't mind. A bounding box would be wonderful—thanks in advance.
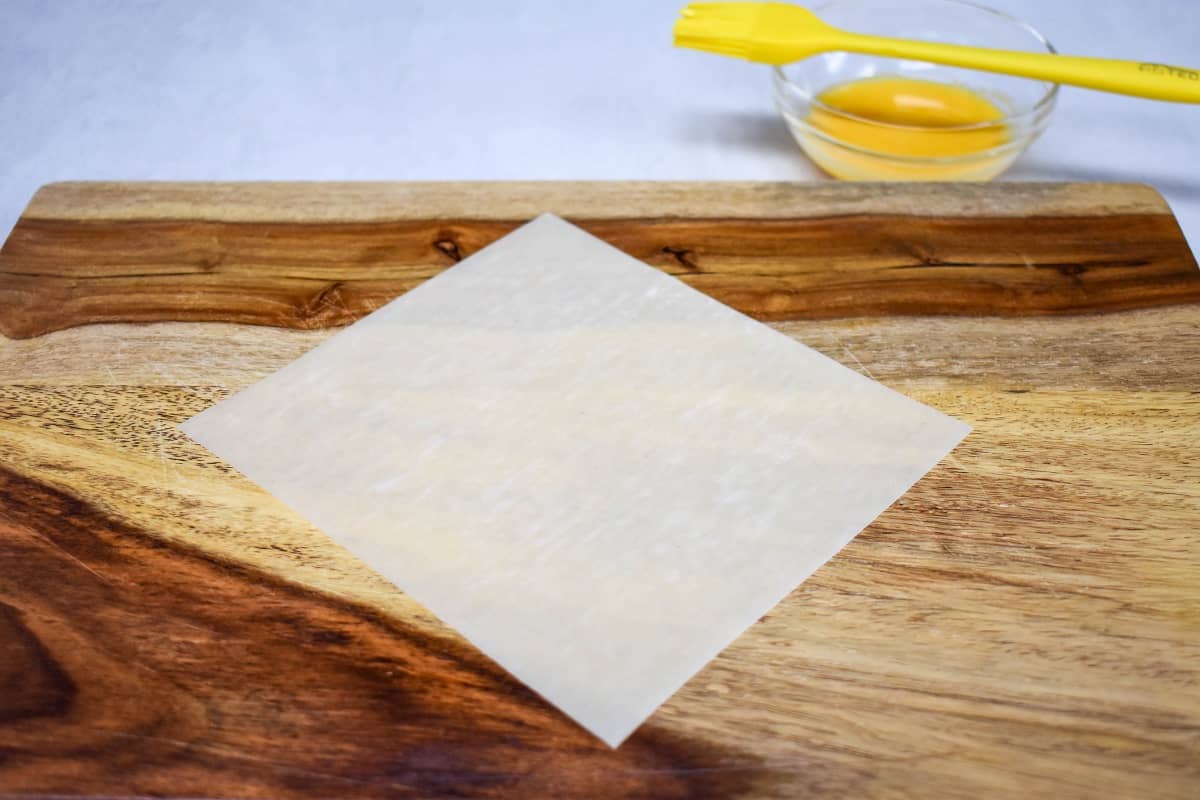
[772,0,1061,139]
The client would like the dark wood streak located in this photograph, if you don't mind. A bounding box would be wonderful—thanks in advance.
[0,467,765,798]
[0,602,77,726]
[1,213,1196,339]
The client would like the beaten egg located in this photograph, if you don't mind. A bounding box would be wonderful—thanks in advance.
[802,76,1016,180]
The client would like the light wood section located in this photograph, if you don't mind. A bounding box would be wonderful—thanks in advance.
[0,182,1197,798]
[21,180,1175,222]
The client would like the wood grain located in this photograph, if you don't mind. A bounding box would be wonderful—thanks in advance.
[19,180,1179,221]
[0,466,762,798]
[1,182,1198,799]
[2,183,1197,339]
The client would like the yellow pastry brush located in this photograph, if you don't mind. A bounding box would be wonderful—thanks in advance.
[674,2,1200,103]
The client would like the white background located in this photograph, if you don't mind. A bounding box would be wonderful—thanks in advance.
[2,1,1197,249]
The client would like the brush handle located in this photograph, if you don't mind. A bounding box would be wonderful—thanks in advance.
[839,32,1200,104]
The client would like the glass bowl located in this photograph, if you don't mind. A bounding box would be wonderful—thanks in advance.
[772,0,1058,181]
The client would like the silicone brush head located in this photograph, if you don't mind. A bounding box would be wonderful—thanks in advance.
[673,3,836,65]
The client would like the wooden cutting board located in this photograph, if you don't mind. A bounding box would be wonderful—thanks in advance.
[1,181,1198,799]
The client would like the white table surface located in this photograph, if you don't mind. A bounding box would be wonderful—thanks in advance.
[2,0,1197,250]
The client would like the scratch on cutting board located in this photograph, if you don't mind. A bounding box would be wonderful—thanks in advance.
[842,345,879,381]
[25,529,116,588]
[811,326,879,383]
[137,354,193,492]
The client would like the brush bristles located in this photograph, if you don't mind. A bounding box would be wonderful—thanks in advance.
[674,36,749,59]
[680,2,765,25]
[673,2,765,59]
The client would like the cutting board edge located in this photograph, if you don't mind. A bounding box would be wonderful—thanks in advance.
[15,180,1180,224]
